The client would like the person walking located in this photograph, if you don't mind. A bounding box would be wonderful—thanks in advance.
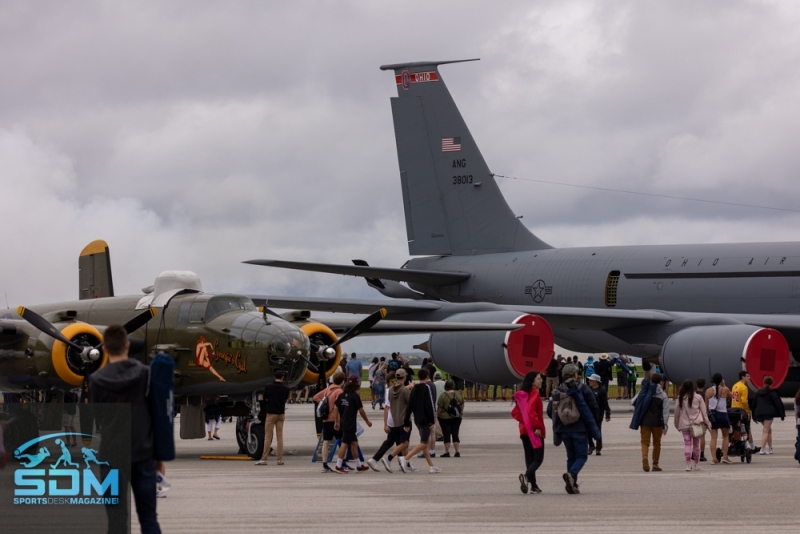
[256,370,291,466]
[372,363,387,410]
[630,373,670,472]
[695,377,708,462]
[586,374,610,456]
[594,354,613,394]
[88,324,162,534]
[345,353,363,380]
[731,370,758,452]
[673,380,711,471]
[437,379,464,458]
[400,369,441,473]
[368,357,380,409]
[546,363,600,494]
[376,368,414,472]
[705,373,732,464]
[626,361,638,400]
[312,371,345,473]
[333,375,372,473]
[367,370,403,471]
[424,371,439,458]
[753,376,785,455]
[511,371,545,494]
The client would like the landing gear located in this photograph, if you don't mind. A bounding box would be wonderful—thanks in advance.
[235,391,264,459]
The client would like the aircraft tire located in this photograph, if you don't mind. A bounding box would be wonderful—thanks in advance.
[245,423,265,459]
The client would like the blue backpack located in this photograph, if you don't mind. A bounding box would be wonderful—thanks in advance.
[149,353,175,461]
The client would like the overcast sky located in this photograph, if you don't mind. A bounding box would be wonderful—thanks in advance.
[3,1,800,353]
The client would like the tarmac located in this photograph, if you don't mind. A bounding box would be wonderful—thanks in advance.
[136,399,800,533]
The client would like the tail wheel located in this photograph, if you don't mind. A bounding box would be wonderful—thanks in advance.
[51,323,106,386]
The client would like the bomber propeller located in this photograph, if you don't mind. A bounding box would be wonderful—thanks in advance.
[17,306,157,362]
[304,308,387,372]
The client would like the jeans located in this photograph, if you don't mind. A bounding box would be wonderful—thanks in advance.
[561,432,588,483]
[106,459,161,534]
[262,413,285,461]
[373,383,385,404]
[588,418,603,452]
[521,435,544,485]
[640,426,664,469]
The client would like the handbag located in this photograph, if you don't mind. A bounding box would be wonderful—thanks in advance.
[690,423,705,438]
[706,410,717,425]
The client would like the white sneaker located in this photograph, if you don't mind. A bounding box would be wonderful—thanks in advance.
[255,460,267,465]
[767,448,774,455]
[407,463,419,473]
[429,466,441,474]
[156,489,167,498]
[686,463,692,471]
[367,458,380,471]
[759,450,767,455]
[381,457,393,473]
[399,459,409,473]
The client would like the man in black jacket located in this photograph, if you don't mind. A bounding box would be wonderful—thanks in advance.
[400,369,440,474]
[594,354,613,393]
[89,324,161,534]
[587,374,611,456]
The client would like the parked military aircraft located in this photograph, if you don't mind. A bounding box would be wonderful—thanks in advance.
[0,239,519,457]
[247,59,800,396]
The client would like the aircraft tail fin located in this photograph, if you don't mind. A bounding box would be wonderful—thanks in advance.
[79,240,114,299]
[380,60,551,256]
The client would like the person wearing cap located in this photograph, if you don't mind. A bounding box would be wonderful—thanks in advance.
[333,375,372,474]
[371,368,414,472]
[256,370,292,466]
[586,374,611,456]
[546,363,600,494]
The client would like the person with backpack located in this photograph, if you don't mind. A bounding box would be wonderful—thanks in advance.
[583,355,595,380]
[312,371,345,473]
[511,371,545,494]
[586,374,610,456]
[753,375,786,455]
[630,373,670,472]
[88,325,162,534]
[546,363,600,494]
[437,379,465,458]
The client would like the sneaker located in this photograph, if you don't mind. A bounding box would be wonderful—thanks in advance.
[333,466,348,474]
[440,452,450,458]
[407,463,419,473]
[595,451,602,456]
[417,453,425,459]
[255,460,267,466]
[700,453,707,462]
[686,463,692,471]
[399,461,409,474]
[381,457,393,473]
[759,450,767,455]
[588,445,595,455]
[562,472,576,494]
[156,489,167,498]
[532,484,542,494]
[454,452,461,457]
[767,448,774,455]
[356,465,370,472]
[572,483,580,495]
[519,473,528,494]
[721,458,733,464]
[693,463,701,471]
[429,466,441,474]
[430,452,436,458]
[342,463,354,471]
[321,464,333,473]
[367,459,380,471]
[652,466,662,472]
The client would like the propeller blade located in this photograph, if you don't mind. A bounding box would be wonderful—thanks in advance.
[122,308,157,334]
[329,308,387,349]
[17,306,85,353]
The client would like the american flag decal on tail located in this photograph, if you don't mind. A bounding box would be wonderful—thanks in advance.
[442,137,461,152]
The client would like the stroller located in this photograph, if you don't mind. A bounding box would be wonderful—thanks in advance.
[716,408,753,464]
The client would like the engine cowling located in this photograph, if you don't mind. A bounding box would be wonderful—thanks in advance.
[48,323,107,387]
[660,325,790,389]
[427,312,554,385]
[299,322,342,385]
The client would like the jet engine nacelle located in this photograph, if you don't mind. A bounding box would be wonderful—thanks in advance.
[660,325,790,389]
[42,322,107,387]
[427,312,554,385]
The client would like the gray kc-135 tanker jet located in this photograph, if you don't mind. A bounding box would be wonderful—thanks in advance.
[247,59,800,396]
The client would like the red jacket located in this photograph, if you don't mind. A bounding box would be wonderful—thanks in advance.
[511,389,546,438]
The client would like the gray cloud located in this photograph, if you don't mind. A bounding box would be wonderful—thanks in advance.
[2,1,800,353]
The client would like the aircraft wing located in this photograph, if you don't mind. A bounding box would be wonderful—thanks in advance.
[248,295,442,315]
[243,259,469,286]
[310,319,522,335]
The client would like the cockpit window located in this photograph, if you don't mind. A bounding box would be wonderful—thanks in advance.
[189,302,206,323]
[205,296,257,322]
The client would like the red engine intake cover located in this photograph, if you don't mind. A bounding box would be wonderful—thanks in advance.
[503,314,555,379]
[744,328,790,389]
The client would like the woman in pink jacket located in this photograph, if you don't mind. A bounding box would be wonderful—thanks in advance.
[674,380,711,472]
[511,371,546,494]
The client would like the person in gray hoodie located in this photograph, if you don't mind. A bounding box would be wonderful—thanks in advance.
[89,324,161,534]
[372,368,414,472]
[632,373,670,472]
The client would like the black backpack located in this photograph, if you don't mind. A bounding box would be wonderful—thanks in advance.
[446,393,462,418]
[316,393,330,419]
